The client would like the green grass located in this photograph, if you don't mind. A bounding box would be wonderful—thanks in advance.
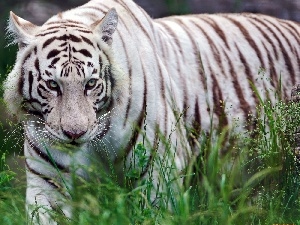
[1,83,300,224]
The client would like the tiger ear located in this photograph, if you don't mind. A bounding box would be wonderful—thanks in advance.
[7,11,38,48]
[91,8,118,46]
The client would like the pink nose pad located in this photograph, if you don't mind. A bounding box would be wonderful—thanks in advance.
[63,130,86,140]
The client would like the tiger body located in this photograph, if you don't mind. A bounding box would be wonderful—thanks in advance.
[4,0,300,224]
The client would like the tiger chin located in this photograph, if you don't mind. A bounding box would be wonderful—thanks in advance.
[3,0,300,224]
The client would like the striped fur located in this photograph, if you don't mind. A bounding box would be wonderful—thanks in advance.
[4,0,300,224]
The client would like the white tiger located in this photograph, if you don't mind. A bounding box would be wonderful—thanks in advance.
[4,0,300,224]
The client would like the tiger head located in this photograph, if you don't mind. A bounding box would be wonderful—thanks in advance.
[4,8,123,145]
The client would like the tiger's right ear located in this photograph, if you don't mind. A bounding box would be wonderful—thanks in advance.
[91,8,118,46]
[7,11,38,48]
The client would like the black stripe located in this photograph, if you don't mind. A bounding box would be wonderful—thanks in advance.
[19,52,33,95]
[34,58,41,80]
[75,29,92,34]
[44,25,61,30]
[263,41,277,88]
[248,15,296,84]
[57,34,69,42]
[43,34,86,50]
[104,67,109,97]
[280,21,300,45]
[248,17,279,60]
[190,97,202,146]
[97,55,102,72]
[173,18,200,67]
[19,68,25,95]
[190,19,225,72]
[28,71,34,99]
[159,21,188,117]
[45,20,84,26]
[75,67,80,77]
[160,21,184,56]
[116,0,155,48]
[176,18,216,122]
[96,85,104,96]
[23,51,32,62]
[194,97,201,132]
[117,33,133,127]
[81,35,94,47]
[37,89,47,100]
[225,16,266,69]
[36,30,59,37]
[235,43,259,107]
[265,19,296,84]
[139,125,159,179]
[157,29,168,59]
[97,44,110,62]
[157,64,168,137]
[106,65,115,88]
[42,107,53,115]
[47,49,61,59]
[63,24,87,29]
[210,66,228,128]
[42,37,57,49]
[198,16,230,49]
[139,5,156,35]
[224,50,252,121]
[26,110,44,118]
[115,62,147,164]
[69,34,82,42]
[37,84,49,99]
[72,47,92,58]
[59,42,68,48]
[51,57,60,66]
[25,159,60,189]
[95,83,104,95]
[92,68,98,74]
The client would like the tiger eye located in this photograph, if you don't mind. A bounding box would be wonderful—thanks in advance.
[86,79,97,89]
[47,80,59,90]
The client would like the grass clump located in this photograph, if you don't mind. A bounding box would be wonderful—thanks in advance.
[1,86,300,224]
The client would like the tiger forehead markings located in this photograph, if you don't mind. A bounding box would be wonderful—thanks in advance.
[20,20,116,143]
[3,0,300,224]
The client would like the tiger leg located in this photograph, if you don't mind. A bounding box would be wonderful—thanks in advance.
[25,171,72,225]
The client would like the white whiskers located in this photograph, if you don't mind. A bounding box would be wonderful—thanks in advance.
[89,107,122,158]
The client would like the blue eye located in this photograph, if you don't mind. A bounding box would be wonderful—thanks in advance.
[86,79,97,89]
[47,80,59,90]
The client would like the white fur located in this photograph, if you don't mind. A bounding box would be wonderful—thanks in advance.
[4,0,300,224]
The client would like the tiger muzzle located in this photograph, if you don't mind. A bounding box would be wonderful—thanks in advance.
[62,129,87,140]
[59,86,92,142]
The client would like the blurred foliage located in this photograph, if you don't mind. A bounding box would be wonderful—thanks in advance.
[165,0,190,15]
[0,7,17,94]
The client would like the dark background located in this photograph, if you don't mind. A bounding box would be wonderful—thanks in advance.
[0,0,299,154]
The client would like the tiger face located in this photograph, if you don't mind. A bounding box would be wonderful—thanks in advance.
[5,9,119,145]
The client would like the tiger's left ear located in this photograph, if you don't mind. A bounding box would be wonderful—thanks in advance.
[91,8,118,46]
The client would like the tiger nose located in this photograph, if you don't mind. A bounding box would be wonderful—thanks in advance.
[63,129,86,140]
